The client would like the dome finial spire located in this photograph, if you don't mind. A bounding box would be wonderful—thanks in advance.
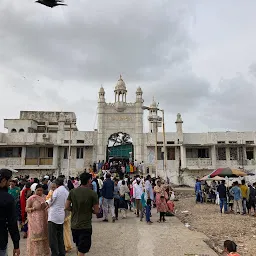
[150,96,157,108]
[120,74,122,80]
[99,84,105,94]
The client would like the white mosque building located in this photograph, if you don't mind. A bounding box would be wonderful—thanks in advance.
[1,76,256,186]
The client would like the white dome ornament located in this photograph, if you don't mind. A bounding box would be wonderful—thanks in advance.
[115,75,127,91]
[114,75,127,112]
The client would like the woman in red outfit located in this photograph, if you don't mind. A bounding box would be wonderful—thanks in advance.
[20,182,32,238]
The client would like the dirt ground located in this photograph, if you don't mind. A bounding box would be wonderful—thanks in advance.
[174,194,256,256]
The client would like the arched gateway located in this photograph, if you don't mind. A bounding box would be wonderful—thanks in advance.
[107,132,133,162]
[96,76,144,163]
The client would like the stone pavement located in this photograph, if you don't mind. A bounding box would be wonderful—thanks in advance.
[9,210,218,256]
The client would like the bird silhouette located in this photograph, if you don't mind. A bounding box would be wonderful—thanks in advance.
[35,0,67,8]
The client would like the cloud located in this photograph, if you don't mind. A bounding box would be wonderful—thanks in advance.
[145,66,211,114]
[1,0,256,134]
[0,0,198,132]
[0,0,194,82]
[201,71,256,131]
[249,63,256,78]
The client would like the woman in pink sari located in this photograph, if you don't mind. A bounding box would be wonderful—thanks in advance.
[154,180,168,212]
[26,184,50,256]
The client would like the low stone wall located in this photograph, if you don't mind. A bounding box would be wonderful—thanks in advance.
[159,168,212,187]
[14,169,56,179]
[181,169,210,187]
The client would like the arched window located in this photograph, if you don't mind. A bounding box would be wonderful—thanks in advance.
[11,128,17,133]
[19,129,25,132]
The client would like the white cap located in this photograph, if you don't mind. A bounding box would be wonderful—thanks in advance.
[31,183,38,192]
[136,178,141,181]
[44,175,50,179]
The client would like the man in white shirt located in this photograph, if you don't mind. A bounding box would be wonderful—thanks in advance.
[133,178,143,217]
[117,177,127,189]
[132,175,141,214]
[46,177,69,256]
[145,175,154,201]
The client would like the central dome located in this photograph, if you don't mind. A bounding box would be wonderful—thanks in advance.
[115,75,127,91]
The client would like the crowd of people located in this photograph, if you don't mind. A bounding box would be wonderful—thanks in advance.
[195,178,256,216]
[89,159,147,178]
[0,164,244,256]
[0,167,176,256]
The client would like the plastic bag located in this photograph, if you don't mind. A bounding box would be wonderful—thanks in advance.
[125,192,131,201]
[170,191,175,200]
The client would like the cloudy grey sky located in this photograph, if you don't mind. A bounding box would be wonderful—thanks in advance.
[1,0,256,133]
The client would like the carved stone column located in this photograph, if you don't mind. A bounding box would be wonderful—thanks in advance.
[180,146,186,169]
[52,146,58,168]
[21,146,26,166]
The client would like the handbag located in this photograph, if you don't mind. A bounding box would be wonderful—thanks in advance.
[125,192,131,201]
[96,206,103,219]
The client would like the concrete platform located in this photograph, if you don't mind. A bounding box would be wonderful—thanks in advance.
[8,209,218,256]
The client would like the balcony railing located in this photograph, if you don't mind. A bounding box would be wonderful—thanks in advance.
[229,159,256,166]
[40,158,53,165]
[245,159,256,166]
[186,158,212,167]
[25,158,53,165]
[216,160,228,167]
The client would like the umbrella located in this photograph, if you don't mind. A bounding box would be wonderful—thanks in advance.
[200,175,225,181]
[209,167,247,178]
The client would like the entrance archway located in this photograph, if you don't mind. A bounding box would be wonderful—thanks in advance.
[106,132,133,162]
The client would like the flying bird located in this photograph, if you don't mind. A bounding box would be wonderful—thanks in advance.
[35,0,67,8]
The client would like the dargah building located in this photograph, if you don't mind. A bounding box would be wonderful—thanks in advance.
[1,76,256,186]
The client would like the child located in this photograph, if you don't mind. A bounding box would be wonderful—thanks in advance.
[167,191,175,214]
[140,189,147,221]
[224,240,240,256]
[140,188,153,224]
[157,195,168,222]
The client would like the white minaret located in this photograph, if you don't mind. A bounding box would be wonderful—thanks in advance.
[135,87,144,162]
[148,97,158,133]
[98,86,105,103]
[97,86,106,161]
[136,87,143,103]
[175,113,183,143]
